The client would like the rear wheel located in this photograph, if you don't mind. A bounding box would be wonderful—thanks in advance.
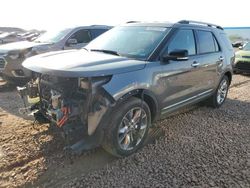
[102,97,151,157]
[208,75,229,108]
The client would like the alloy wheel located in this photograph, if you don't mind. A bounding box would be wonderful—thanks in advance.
[117,107,148,151]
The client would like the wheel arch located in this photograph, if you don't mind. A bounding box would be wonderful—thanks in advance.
[224,71,232,85]
[117,89,160,122]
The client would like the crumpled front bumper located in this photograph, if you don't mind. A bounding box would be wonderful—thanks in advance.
[18,76,115,153]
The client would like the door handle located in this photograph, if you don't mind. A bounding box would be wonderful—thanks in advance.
[219,56,224,61]
[217,56,224,67]
[191,61,200,67]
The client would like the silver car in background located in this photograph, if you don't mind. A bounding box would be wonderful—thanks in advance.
[0,25,111,84]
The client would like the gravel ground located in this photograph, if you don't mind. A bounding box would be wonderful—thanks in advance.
[0,74,250,187]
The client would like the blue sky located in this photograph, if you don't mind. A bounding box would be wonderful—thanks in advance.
[1,0,249,30]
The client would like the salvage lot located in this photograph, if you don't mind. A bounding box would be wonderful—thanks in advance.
[0,74,250,187]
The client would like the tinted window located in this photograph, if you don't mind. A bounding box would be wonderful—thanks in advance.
[197,30,218,53]
[70,30,91,43]
[90,29,108,39]
[168,29,196,55]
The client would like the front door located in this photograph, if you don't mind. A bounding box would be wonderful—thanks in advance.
[159,29,206,114]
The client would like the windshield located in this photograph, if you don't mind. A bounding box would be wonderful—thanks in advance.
[243,42,250,51]
[35,28,71,43]
[86,26,169,59]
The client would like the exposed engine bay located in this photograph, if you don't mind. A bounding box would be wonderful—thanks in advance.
[17,74,115,153]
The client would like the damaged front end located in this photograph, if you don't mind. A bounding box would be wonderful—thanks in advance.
[17,74,115,154]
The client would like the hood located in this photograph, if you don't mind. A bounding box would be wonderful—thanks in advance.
[23,49,146,77]
[235,50,250,57]
[0,41,52,53]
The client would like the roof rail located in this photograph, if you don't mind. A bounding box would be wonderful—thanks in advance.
[178,20,223,30]
[126,21,140,24]
[90,25,110,27]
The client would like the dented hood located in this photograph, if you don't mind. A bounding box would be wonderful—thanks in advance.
[22,49,146,77]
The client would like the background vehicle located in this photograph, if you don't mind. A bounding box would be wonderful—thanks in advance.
[0,25,111,84]
[232,41,243,48]
[21,20,234,157]
[234,42,250,73]
[0,32,22,44]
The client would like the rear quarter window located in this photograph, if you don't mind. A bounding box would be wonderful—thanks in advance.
[220,33,234,51]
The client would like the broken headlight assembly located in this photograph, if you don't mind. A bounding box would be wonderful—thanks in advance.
[78,76,112,90]
[8,48,33,60]
[78,78,90,90]
[8,50,20,60]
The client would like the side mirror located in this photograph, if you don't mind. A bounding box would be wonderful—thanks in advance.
[239,46,243,50]
[66,38,77,46]
[161,49,189,62]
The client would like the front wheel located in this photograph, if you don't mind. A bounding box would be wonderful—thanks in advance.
[102,97,151,157]
[208,75,229,108]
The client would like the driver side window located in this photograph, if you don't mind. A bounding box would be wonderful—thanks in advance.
[168,29,196,56]
[69,29,91,44]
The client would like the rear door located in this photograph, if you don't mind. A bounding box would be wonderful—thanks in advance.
[194,29,223,91]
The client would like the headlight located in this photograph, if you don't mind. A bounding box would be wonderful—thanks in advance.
[78,76,112,90]
[8,48,33,60]
[235,54,241,58]
[79,78,90,89]
[8,51,20,60]
[23,48,34,58]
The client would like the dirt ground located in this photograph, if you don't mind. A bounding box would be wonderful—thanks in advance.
[0,74,250,188]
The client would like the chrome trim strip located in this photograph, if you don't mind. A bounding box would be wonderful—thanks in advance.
[162,89,213,111]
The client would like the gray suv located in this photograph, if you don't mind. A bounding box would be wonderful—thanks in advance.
[0,25,111,84]
[20,20,234,157]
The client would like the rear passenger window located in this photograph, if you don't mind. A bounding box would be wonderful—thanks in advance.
[168,29,196,56]
[197,30,220,54]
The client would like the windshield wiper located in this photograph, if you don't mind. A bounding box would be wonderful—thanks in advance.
[90,49,120,56]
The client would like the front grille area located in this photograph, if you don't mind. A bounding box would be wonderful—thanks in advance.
[242,56,250,59]
[235,61,250,71]
[0,58,6,69]
[40,74,79,100]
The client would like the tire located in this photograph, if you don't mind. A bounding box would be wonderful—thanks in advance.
[102,97,151,157]
[207,75,229,108]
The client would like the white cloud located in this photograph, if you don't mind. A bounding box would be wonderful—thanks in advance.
[0,0,249,30]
